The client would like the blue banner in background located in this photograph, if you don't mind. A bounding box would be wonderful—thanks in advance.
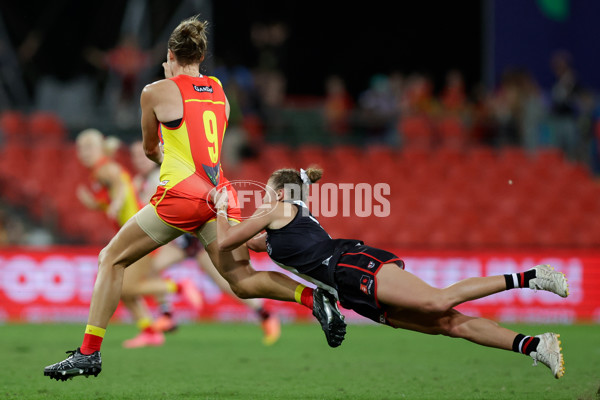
[492,0,600,90]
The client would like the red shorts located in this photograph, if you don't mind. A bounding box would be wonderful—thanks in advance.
[150,176,241,232]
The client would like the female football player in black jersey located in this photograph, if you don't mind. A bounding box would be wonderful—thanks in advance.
[214,166,569,379]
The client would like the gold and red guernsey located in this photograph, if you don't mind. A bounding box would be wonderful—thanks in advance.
[158,74,227,191]
[150,74,230,231]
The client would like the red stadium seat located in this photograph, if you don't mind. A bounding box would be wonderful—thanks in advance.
[398,114,435,150]
[572,220,600,247]
[498,147,529,167]
[260,143,294,171]
[330,145,360,163]
[436,116,468,149]
[400,147,430,168]
[364,145,398,181]
[465,225,501,248]
[296,144,327,170]
[236,159,267,181]
[0,110,27,143]
[533,147,565,166]
[431,146,464,166]
[28,111,67,143]
[462,146,496,179]
[0,144,30,200]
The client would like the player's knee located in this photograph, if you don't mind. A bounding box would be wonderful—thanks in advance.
[435,314,457,337]
[228,281,253,299]
[97,246,111,271]
[421,293,452,314]
[218,271,252,299]
[98,244,126,272]
[435,310,465,337]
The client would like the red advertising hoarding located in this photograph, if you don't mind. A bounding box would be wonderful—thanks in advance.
[0,247,598,324]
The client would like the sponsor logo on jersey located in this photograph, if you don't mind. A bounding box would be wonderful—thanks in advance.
[193,84,213,93]
[367,260,376,270]
[266,241,272,255]
[159,180,169,186]
[360,275,373,295]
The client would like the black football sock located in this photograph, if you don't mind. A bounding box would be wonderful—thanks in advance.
[512,333,540,355]
[504,269,536,289]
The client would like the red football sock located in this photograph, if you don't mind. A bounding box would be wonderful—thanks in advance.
[295,285,314,310]
[80,325,105,355]
[142,326,156,334]
[137,317,156,334]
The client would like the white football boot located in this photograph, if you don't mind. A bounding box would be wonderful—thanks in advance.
[529,264,569,298]
[529,332,565,379]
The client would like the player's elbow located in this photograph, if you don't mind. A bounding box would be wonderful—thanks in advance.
[144,145,159,159]
[246,241,261,252]
[217,239,236,253]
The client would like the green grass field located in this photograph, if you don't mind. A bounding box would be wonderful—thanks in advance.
[1,322,598,400]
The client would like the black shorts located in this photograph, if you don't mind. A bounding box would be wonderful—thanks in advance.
[333,244,404,325]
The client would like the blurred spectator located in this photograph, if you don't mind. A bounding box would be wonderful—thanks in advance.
[220,76,254,169]
[84,34,153,129]
[255,70,288,140]
[518,71,546,152]
[576,89,599,167]
[0,207,26,246]
[399,73,437,116]
[84,34,150,98]
[358,73,399,143]
[440,70,467,113]
[489,68,521,146]
[593,120,600,174]
[323,75,354,138]
[549,50,580,159]
[251,22,289,72]
[470,83,496,145]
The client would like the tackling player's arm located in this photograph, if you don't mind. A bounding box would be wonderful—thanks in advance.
[216,204,275,252]
[215,188,280,252]
[247,232,268,252]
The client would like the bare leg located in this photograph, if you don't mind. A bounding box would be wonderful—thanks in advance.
[204,241,297,302]
[386,308,517,351]
[152,242,186,273]
[147,243,266,308]
[196,249,263,310]
[87,217,162,329]
[376,264,506,314]
[119,244,185,298]
[120,255,162,321]
[375,263,567,379]
[120,296,152,323]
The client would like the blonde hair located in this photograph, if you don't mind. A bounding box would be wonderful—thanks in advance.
[103,136,122,158]
[76,129,122,159]
[168,15,209,66]
[76,128,104,146]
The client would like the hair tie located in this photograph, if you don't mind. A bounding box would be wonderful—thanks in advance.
[300,168,311,185]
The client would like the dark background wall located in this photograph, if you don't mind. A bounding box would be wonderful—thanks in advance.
[493,0,600,90]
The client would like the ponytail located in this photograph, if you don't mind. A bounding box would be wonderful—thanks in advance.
[270,166,323,201]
